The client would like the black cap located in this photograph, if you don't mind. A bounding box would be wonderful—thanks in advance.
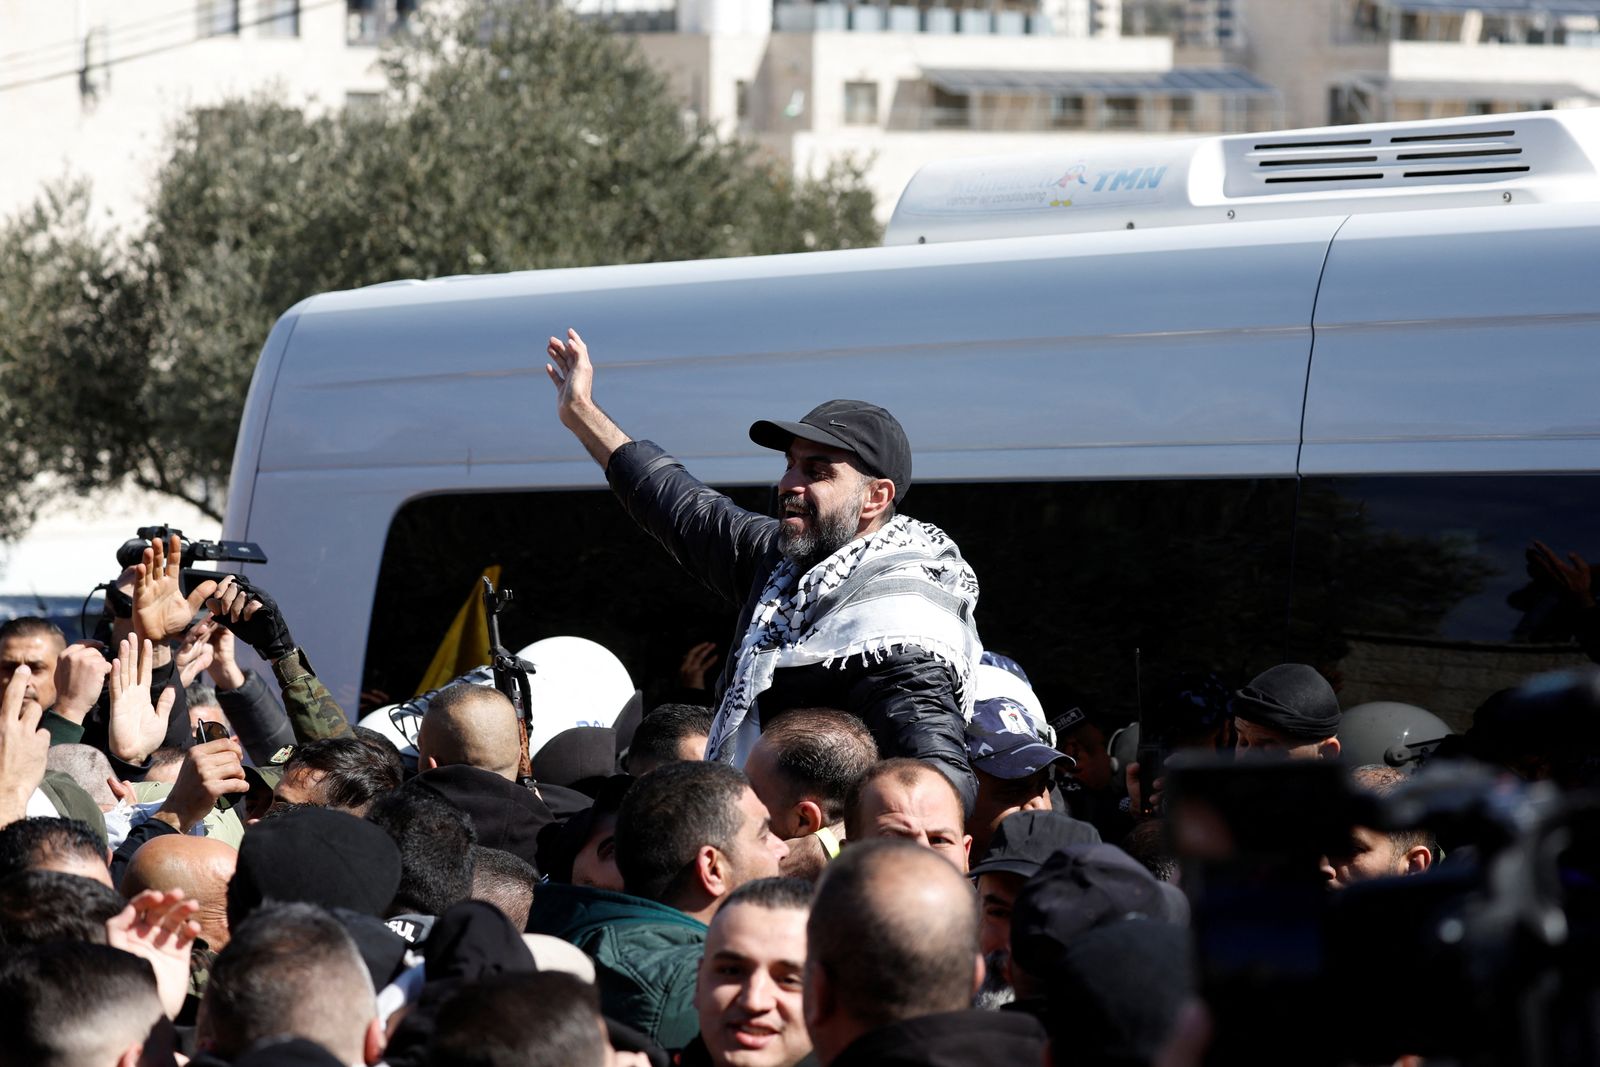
[227,808,402,926]
[970,810,1102,879]
[1009,844,1188,982]
[750,399,912,501]
[1231,663,1341,742]
[532,726,619,792]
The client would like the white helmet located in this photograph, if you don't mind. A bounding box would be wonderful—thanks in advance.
[363,636,635,762]
[357,703,424,764]
[517,636,635,756]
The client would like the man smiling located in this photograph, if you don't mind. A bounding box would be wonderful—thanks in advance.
[683,877,816,1067]
[545,329,982,811]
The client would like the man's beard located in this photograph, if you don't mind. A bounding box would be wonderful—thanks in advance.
[974,949,1015,1010]
[777,493,862,572]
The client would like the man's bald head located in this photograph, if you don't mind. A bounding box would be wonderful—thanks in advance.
[122,835,238,949]
[805,839,980,1062]
[418,684,523,781]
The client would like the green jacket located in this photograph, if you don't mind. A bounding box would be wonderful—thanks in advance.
[527,883,707,1049]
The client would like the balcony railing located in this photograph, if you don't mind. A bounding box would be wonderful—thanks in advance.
[773,3,1051,34]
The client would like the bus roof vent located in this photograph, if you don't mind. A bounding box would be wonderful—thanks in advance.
[884,108,1600,246]
[1226,123,1533,196]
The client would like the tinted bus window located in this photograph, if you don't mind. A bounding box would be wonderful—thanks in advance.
[1291,476,1599,731]
[363,479,1299,720]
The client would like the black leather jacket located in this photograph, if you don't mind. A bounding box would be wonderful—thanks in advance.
[607,440,977,811]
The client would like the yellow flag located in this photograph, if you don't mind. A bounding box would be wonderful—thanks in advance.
[414,565,502,696]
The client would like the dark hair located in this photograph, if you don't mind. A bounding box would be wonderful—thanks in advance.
[0,942,162,1067]
[148,746,188,776]
[0,818,107,883]
[720,875,813,914]
[258,801,319,822]
[1120,819,1179,884]
[759,709,878,824]
[284,736,402,812]
[844,758,965,842]
[353,725,407,781]
[627,703,715,772]
[0,869,124,947]
[430,972,606,1067]
[469,846,536,930]
[614,761,748,905]
[1351,765,1438,857]
[367,791,478,916]
[0,616,65,647]
[202,902,372,1060]
[808,839,978,1030]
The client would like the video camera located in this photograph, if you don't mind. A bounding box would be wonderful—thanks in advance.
[115,524,269,571]
[1166,747,1600,1067]
[114,525,268,596]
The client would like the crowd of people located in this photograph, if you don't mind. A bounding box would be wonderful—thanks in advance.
[0,330,1595,1067]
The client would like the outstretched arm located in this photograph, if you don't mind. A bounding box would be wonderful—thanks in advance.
[546,328,632,470]
[205,575,352,742]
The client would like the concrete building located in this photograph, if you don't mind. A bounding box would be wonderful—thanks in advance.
[1,0,1279,228]
[0,1,399,227]
[616,0,1280,215]
[1179,0,1600,129]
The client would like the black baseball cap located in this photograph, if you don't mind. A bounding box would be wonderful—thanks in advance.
[750,399,912,501]
[969,810,1102,880]
[1009,844,1189,982]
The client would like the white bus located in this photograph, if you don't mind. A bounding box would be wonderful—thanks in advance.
[221,108,1600,730]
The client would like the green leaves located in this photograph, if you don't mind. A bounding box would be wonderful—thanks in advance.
[0,1,879,540]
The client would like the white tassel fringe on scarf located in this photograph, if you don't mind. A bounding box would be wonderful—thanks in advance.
[705,515,982,768]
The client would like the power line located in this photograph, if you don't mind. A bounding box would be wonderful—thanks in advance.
[0,0,353,95]
[0,6,208,69]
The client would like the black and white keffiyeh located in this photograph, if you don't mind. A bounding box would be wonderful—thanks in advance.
[705,515,982,767]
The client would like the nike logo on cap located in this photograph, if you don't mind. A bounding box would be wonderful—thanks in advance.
[829,420,850,429]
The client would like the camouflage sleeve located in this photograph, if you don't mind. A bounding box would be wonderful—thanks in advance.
[271,649,354,742]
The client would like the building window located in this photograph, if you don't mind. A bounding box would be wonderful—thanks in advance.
[736,80,750,121]
[1169,95,1194,132]
[1051,94,1087,128]
[198,0,241,36]
[348,0,415,44]
[260,0,300,36]
[931,86,969,128]
[844,81,879,126]
[1103,95,1140,129]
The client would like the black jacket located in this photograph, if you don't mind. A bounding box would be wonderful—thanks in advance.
[829,1009,1048,1067]
[607,441,976,810]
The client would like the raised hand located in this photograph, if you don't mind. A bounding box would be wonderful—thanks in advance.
[52,641,112,724]
[106,889,201,1018]
[205,622,247,691]
[546,327,596,423]
[157,736,248,832]
[677,641,721,690]
[0,665,50,826]
[203,574,295,662]
[109,636,178,765]
[134,535,219,642]
[175,622,216,688]
[1528,540,1596,609]
[544,327,631,467]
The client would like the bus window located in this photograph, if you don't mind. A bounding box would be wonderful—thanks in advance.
[1291,475,1600,730]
